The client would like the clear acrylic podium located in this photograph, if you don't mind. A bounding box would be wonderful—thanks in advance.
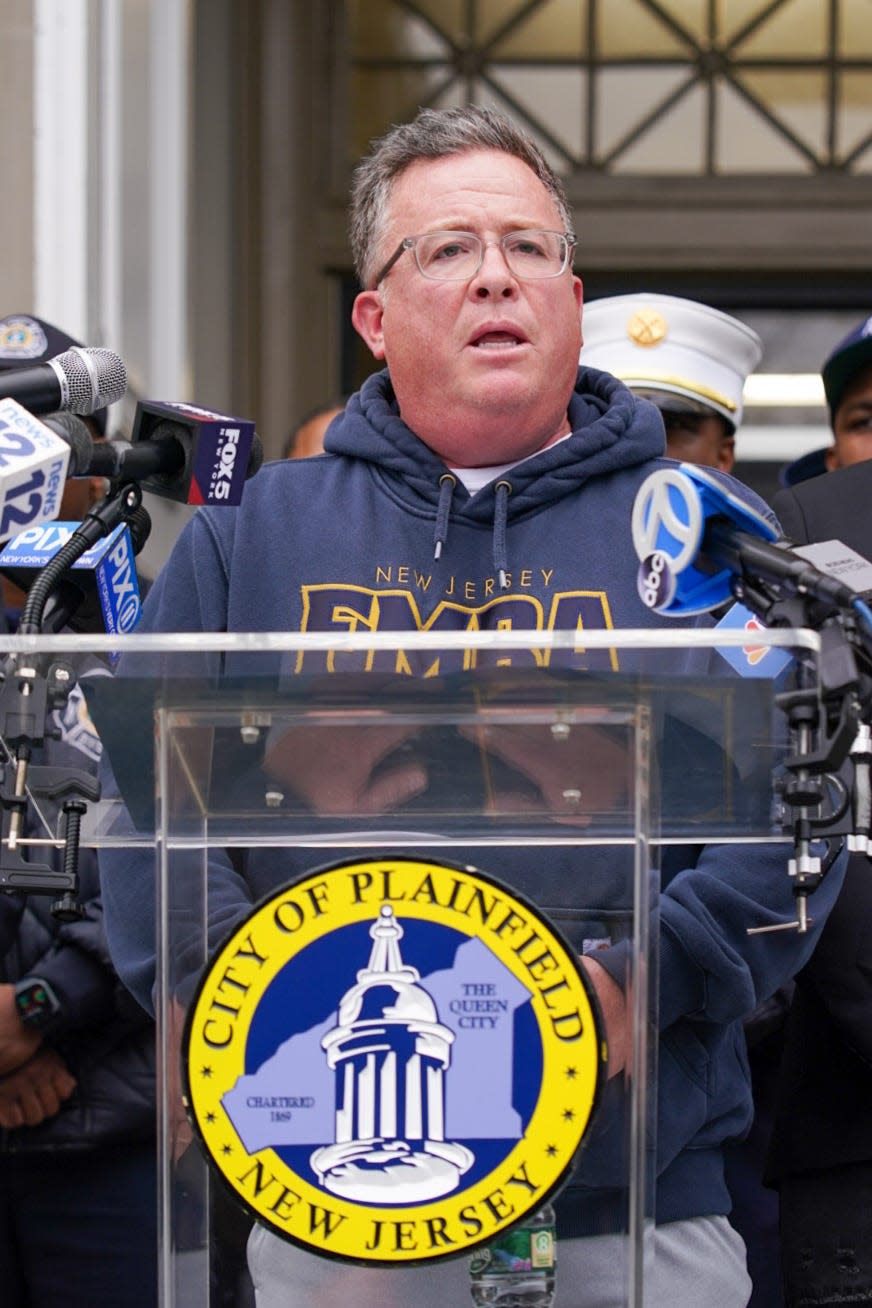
[9,626,815,1308]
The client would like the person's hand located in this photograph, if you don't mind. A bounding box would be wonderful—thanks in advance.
[0,983,42,1075]
[459,720,630,822]
[580,954,629,1079]
[263,723,428,816]
[0,1047,77,1127]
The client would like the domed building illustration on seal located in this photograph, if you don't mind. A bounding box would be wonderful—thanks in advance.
[310,904,474,1202]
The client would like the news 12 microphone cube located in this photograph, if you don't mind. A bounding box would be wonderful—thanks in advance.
[130,400,256,505]
[0,520,142,635]
[0,398,71,542]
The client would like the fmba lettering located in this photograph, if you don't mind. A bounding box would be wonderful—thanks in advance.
[299,583,620,674]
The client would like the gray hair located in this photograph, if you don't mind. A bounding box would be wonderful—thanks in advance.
[350,105,574,288]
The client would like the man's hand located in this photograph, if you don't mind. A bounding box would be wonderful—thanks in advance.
[460,721,630,822]
[0,1047,77,1127]
[580,954,629,1079]
[0,982,42,1075]
[263,723,428,816]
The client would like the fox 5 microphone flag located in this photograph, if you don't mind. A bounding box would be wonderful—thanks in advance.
[130,400,256,505]
[0,399,72,543]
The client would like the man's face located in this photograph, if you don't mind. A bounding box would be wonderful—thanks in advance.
[352,149,583,467]
[662,410,735,473]
[827,363,872,470]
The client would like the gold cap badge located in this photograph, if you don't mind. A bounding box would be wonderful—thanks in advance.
[627,309,668,347]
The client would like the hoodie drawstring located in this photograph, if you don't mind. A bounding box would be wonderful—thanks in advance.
[434,473,456,560]
[433,473,512,588]
[494,479,512,590]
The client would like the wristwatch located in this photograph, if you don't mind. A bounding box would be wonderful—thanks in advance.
[13,977,62,1032]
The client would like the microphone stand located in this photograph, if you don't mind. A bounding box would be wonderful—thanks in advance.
[731,572,872,933]
[0,482,143,919]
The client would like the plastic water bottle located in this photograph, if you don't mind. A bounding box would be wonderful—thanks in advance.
[469,1203,556,1306]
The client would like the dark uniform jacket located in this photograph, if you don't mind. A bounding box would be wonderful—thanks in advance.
[768,464,872,1182]
[0,684,155,1153]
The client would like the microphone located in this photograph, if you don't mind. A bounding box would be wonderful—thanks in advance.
[61,400,262,506]
[0,346,127,416]
[0,515,148,635]
[631,464,856,616]
[41,411,95,470]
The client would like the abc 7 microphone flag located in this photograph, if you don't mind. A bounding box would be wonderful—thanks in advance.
[0,399,74,544]
[631,464,778,617]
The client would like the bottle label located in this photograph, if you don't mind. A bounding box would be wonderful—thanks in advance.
[470,1225,556,1276]
[531,1228,555,1269]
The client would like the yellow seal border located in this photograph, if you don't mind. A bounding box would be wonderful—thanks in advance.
[183,855,606,1266]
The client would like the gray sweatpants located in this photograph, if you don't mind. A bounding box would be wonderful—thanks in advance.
[247,1214,751,1308]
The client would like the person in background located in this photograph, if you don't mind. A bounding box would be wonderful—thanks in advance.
[0,313,157,1308]
[819,317,872,472]
[581,291,781,1308]
[778,313,872,496]
[281,400,347,459]
[765,321,872,1306]
[579,293,762,475]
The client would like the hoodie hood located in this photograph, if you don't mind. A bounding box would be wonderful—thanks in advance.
[324,365,665,519]
[324,366,665,584]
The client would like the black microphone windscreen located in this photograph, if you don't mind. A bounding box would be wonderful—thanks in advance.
[42,411,94,474]
[126,505,152,554]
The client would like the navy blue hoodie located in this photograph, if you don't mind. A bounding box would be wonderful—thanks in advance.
[99,366,844,1235]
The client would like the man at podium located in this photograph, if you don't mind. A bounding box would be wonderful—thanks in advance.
[98,106,845,1308]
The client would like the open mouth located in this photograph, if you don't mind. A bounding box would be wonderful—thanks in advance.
[470,329,527,349]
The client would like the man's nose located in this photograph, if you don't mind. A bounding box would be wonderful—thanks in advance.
[470,242,518,297]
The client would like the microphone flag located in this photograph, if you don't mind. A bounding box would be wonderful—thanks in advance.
[130,400,257,506]
[631,463,778,616]
[0,399,71,543]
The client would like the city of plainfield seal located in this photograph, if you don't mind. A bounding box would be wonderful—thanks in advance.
[183,855,606,1266]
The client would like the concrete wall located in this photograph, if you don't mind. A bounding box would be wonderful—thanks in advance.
[0,1,34,311]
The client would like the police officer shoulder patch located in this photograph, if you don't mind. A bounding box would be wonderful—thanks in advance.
[183,855,606,1266]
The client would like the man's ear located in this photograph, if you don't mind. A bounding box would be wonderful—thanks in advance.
[717,435,736,474]
[825,444,840,471]
[351,290,386,360]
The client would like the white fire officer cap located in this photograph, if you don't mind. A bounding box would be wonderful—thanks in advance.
[579,293,763,432]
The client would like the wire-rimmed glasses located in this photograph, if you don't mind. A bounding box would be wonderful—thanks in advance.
[372,229,576,288]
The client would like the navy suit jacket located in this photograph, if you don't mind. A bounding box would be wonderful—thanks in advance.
[773,458,872,559]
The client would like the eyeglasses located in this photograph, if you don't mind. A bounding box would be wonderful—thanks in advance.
[372,229,576,288]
